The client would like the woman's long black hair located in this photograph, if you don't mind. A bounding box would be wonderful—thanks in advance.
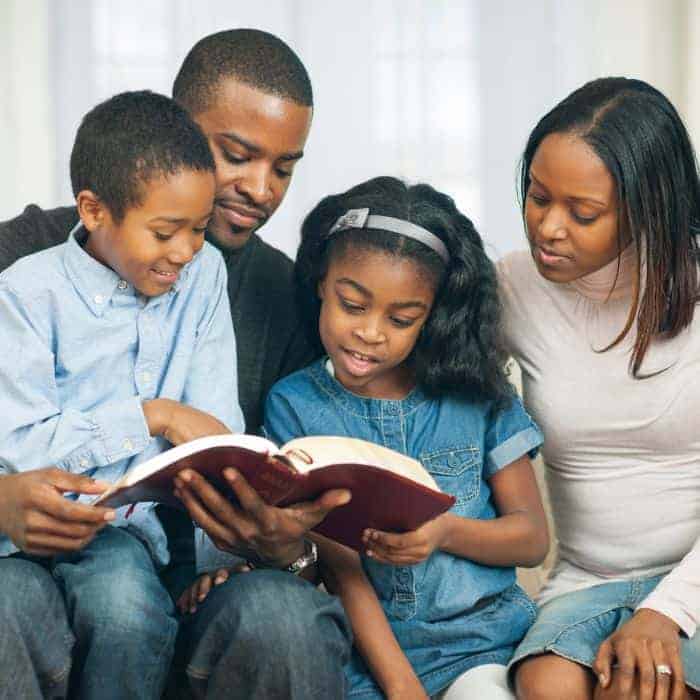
[520,77,700,375]
[295,176,511,405]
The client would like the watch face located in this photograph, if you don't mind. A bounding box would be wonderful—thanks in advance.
[288,539,318,574]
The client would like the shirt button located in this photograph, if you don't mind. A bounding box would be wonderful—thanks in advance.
[141,371,151,383]
[79,458,89,468]
[117,280,128,290]
[94,294,104,304]
[123,438,133,450]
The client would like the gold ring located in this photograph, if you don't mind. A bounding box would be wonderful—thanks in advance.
[656,664,673,677]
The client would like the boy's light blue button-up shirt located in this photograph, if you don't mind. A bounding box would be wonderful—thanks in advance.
[0,227,244,565]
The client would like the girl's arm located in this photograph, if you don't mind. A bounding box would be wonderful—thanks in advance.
[316,535,428,700]
[365,455,549,568]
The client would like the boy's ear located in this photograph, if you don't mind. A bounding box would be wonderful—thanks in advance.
[76,190,109,233]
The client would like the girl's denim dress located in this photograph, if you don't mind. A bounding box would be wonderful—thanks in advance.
[264,359,543,698]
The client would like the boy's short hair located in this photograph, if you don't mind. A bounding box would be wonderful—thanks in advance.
[70,90,215,222]
[172,28,313,114]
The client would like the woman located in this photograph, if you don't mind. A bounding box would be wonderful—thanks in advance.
[498,77,700,700]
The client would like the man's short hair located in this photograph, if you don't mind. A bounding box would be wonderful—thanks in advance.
[70,90,215,222]
[172,28,313,114]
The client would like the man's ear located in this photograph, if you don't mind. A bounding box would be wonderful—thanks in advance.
[76,190,108,233]
[317,277,327,300]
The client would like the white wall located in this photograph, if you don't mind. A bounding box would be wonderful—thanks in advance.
[2,0,699,259]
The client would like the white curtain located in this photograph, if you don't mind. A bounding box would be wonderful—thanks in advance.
[2,0,698,259]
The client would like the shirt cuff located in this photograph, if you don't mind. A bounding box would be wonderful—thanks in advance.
[485,426,543,479]
[57,396,150,472]
[637,593,697,639]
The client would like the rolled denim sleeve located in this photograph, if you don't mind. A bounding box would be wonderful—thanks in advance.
[483,395,543,479]
[0,283,149,472]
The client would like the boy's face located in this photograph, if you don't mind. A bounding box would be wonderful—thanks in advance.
[83,169,215,297]
[193,78,312,251]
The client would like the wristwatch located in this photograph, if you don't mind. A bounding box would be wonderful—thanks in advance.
[246,538,318,576]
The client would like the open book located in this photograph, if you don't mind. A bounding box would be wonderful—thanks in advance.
[95,434,456,550]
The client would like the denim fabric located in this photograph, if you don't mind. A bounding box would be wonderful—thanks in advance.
[52,525,178,699]
[0,556,73,700]
[263,359,543,696]
[179,569,352,699]
[508,574,700,691]
[0,225,243,566]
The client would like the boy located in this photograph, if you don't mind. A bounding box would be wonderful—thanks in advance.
[0,90,242,698]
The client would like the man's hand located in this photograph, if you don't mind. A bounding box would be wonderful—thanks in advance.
[0,469,115,556]
[143,399,230,446]
[593,609,686,700]
[174,467,350,565]
[362,513,452,565]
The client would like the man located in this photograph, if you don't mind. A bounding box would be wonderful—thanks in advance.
[0,29,351,699]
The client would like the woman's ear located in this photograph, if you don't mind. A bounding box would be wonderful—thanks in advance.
[76,190,108,233]
[317,277,327,300]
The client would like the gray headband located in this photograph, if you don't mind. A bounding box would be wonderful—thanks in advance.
[328,208,450,264]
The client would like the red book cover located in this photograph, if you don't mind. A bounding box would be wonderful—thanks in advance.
[95,435,456,551]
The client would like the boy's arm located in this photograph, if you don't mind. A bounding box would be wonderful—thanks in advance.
[178,253,244,434]
[0,283,149,473]
[317,536,427,699]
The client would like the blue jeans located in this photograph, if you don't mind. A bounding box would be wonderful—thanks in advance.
[179,569,352,699]
[508,574,700,691]
[0,557,73,699]
[0,526,178,699]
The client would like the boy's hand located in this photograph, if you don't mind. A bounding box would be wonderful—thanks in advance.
[174,467,350,565]
[177,566,246,614]
[362,513,452,565]
[0,469,115,556]
[143,399,230,446]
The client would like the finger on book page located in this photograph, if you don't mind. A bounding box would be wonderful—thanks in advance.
[44,469,110,496]
[41,488,115,524]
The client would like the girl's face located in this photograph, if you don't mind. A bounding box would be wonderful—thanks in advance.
[525,132,629,283]
[317,248,436,399]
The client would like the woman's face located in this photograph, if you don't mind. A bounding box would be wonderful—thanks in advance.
[525,132,628,283]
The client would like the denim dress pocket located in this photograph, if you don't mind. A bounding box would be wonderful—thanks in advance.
[420,445,481,509]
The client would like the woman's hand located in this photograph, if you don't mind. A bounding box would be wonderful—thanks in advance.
[362,513,453,565]
[593,608,686,700]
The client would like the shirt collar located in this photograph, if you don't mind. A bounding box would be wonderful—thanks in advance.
[63,222,190,316]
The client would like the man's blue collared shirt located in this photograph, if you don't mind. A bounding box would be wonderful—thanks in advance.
[0,227,244,564]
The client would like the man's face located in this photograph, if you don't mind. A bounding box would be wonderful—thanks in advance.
[194,79,313,251]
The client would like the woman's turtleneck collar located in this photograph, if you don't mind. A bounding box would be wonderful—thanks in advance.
[568,242,638,302]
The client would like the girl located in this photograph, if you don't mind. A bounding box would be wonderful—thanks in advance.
[265,176,549,698]
[499,78,700,700]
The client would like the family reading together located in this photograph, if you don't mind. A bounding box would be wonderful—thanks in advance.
[0,27,698,700]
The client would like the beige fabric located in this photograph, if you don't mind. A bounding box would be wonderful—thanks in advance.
[500,248,700,637]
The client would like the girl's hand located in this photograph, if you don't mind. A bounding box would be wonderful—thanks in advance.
[143,399,229,446]
[177,565,250,614]
[593,609,685,700]
[362,513,453,565]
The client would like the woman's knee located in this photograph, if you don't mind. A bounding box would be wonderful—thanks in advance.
[514,654,594,700]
